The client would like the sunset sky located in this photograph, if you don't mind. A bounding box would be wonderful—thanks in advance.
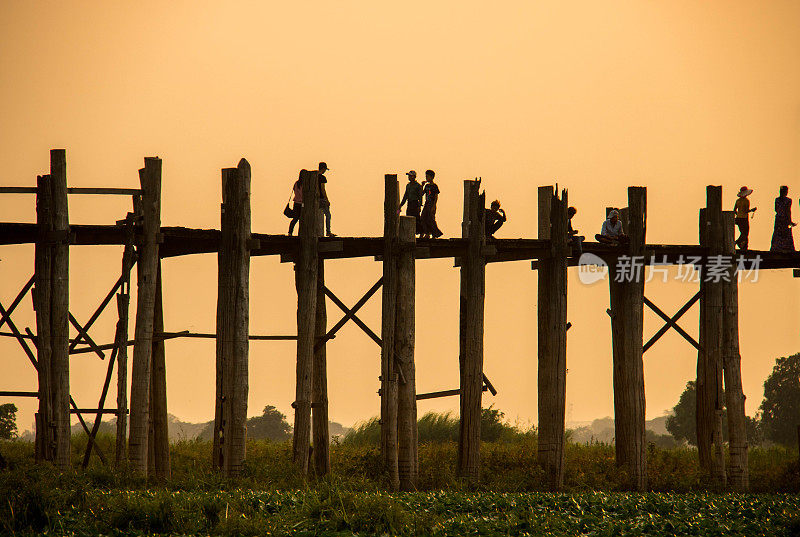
[1,1,799,434]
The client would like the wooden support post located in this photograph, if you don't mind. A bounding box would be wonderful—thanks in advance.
[722,210,748,490]
[115,229,134,465]
[396,216,418,491]
[128,157,162,475]
[697,186,727,487]
[458,179,485,482]
[609,186,647,491]
[312,258,330,476]
[149,263,170,479]
[50,149,70,469]
[381,174,400,490]
[537,186,568,490]
[213,160,252,477]
[34,173,54,462]
[292,169,319,475]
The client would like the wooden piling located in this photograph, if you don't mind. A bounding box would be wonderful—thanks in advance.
[396,216,418,491]
[149,264,170,479]
[722,210,748,490]
[115,226,134,465]
[128,157,162,475]
[609,186,647,491]
[697,186,726,487]
[34,173,53,462]
[292,169,319,475]
[381,174,400,489]
[213,160,252,476]
[537,186,568,490]
[50,149,71,469]
[458,179,485,482]
[312,258,331,476]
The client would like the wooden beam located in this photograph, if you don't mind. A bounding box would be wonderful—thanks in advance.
[0,275,34,331]
[537,185,568,491]
[128,157,162,476]
[149,263,170,480]
[458,179,485,483]
[416,389,460,400]
[380,174,400,490]
[292,169,319,476]
[609,186,647,491]
[312,259,330,476]
[696,186,726,487]
[315,278,383,349]
[722,210,748,490]
[50,149,71,469]
[0,186,141,195]
[0,391,39,397]
[396,216,418,491]
[323,286,382,346]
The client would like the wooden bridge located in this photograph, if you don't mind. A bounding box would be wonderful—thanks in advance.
[2,150,798,491]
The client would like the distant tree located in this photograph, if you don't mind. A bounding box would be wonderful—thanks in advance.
[481,406,507,442]
[246,405,291,441]
[0,403,18,440]
[666,381,698,445]
[759,353,800,447]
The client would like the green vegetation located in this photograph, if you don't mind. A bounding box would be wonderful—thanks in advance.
[761,353,800,447]
[1,436,799,535]
[0,402,17,440]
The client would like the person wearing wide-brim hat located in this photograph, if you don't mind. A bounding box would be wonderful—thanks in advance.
[734,186,757,250]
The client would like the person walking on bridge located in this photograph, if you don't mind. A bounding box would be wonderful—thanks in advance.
[734,186,756,251]
[420,169,443,238]
[318,162,336,237]
[399,170,423,234]
[770,185,795,252]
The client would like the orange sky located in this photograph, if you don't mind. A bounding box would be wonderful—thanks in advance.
[2,1,799,433]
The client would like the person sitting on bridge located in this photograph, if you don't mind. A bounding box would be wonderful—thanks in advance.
[568,206,585,255]
[485,200,506,238]
[595,209,629,245]
[399,170,423,234]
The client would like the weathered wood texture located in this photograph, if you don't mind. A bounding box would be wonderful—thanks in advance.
[722,210,748,490]
[213,161,251,476]
[537,186,568,490]
[312,259,331,476]
[609,186,647,491]
[458,180,485,482]
[115,215,135,466]
[49,150,71,469]
[697,186,727,487]
[381,174,400,490]
[396,216,418,491]
[128,157,162,475]
[292,169,319,475]
[34,173,54,462]
[149,264,170,479]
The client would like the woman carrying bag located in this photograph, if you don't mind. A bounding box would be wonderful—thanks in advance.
[286,172,303,235]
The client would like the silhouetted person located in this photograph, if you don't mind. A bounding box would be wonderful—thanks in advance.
[595,209,629,245]
[734,186,757,250]
[770,185,795,252]
[318,162,335,237]
[287,171,303,235]
[485,200,506,237]
[568,206,585,255]
[399,170,423,234]
[420,169,443,238]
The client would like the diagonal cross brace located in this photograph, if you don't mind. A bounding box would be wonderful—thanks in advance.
[643,292,701,353]
[316,278,383,350]
[0,275,34,331]
[322,284,383,347]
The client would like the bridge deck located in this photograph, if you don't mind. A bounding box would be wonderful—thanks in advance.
[1,222,799,269]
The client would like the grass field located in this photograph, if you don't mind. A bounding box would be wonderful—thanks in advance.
[2,436,799,535]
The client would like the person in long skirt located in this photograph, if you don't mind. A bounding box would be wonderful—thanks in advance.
[770,185,796,252]
[420,169,443,238]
